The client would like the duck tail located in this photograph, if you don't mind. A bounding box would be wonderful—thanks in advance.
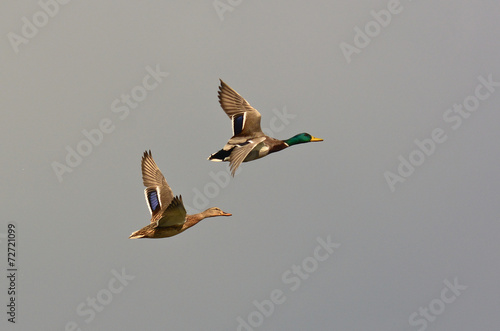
[207,148,232,162]
[129,231,144,239]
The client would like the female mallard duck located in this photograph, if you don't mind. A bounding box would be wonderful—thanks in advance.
[208,80,323,176]
[129,151,232,239]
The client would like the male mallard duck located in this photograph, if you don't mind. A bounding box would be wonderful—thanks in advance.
[129,150,232,239]
[208,80,323,176]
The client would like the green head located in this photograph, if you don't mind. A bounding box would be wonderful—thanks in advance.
[284,133,323,146]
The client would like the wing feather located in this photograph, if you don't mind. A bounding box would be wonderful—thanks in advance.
[156,195,187,228]
[144,187,162,220]
[141,150,174,209]
[228,137,266,176]
[218,80,264,137]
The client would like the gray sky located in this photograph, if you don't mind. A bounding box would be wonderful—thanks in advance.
[2,1,500,330]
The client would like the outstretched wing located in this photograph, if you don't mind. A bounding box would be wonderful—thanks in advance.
[228,137,267,176]
[156,195,187,228]
[141,150,174,218]
[218,80,265,138]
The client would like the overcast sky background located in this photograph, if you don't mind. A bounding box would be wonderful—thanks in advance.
[1,1,500,330]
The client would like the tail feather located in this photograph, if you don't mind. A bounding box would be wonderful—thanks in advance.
[208,148,232,162]
[129,231,144,239]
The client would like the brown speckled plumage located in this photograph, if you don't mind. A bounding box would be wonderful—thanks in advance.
[129,151,231,239]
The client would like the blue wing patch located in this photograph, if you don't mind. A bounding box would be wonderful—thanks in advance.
[147,190,160,212]
[233,114,244,135]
